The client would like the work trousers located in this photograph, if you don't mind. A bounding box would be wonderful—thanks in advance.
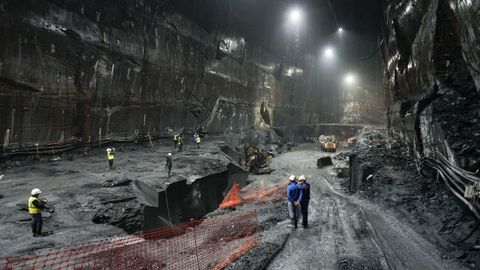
[108,159,113,169]
[167,165,172,177]
[301,200,309,227]
[287,201,300,228]
[31,213,43,236]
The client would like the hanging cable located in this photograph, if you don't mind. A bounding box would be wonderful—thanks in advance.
[324,0,340,28]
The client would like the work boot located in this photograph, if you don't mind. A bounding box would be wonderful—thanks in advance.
[287,219,297,228]
[287,219,294,228]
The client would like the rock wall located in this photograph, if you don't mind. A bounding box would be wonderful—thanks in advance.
[0,0,385,155]
[0,0,309,154]
[382,0,480,170]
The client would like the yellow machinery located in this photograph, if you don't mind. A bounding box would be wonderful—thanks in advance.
[319,135,337,152]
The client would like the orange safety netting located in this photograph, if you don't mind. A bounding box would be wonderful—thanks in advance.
[1,210,259,270]
[220,183,242,208]
[220,181,288,209]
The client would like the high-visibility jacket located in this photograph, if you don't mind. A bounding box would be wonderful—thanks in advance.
[173,134,179,142]
[195,136,201,144]
[107,151,114,160]
[28,196,42,214]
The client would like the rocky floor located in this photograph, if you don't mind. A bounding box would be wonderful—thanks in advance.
[228,131,478,269]
[233,143,466,270]
[0,139,231,258]
[1,129,478,269]
[341,129,480,269]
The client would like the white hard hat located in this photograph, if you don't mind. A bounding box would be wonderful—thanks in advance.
[31,188,42,196]
[298,175,306,181]
[288,175,296,181]
[106,148,112,152]
[168,153,172,156]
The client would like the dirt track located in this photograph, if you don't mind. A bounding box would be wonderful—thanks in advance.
[263,145,465,270]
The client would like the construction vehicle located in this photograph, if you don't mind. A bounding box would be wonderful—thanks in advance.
[319,135,337,152]
[244,143,273,172]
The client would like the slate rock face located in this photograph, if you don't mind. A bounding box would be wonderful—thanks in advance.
[0,0,384,155]
[382,0,480,168]
[0,0,326,150]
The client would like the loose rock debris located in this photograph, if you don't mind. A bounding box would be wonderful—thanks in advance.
[317,156,334,168]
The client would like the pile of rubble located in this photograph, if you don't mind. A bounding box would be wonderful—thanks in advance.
[433,91,480,171]
[340,128,480,268]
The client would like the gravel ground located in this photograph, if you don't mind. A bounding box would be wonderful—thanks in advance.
[232,141,468,269]
[1,130,477,269]
[0,139,230,258]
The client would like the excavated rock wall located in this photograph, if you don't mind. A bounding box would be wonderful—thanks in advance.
[383,0,480,170]
[0,0,368,155]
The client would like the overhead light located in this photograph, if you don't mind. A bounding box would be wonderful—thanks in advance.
[288,7,303,26]
[323,46,335,59]
[344,73,357,86]
[338,27,343,32]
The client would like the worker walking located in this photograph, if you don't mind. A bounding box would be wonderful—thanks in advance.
[106,148,115,169]
[298,175,310,228]
[287,175,302,228]
[194,133,201,149]
[165,153,173,177]
[28,188,47,237]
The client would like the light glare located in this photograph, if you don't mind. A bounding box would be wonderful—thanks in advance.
[344,73,357,86]
[324,47,335,58]
[288,8,302,25]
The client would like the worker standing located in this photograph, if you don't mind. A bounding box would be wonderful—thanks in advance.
[173,134,179,150]
[165,153,173,177]
[106,148,115,169]
[194,133,201,149]
[28,188,47,237]
[298,175,310,228]
[177,134,184,152]
[286,175,302,228]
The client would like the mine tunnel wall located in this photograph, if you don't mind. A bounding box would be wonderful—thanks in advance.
[382,0,480,170]
[0,0,385,156]
[143,162,248,230]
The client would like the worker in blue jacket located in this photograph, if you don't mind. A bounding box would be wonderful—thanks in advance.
[287,175,302,228]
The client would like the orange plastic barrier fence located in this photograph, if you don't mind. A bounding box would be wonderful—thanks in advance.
[220,183,242,208]
[240,181,288,204]
[1,210,259,270]
[220,181,288,209]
